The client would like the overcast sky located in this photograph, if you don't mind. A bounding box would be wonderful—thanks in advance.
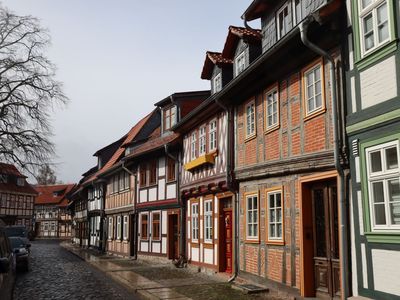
[2,1,257,183]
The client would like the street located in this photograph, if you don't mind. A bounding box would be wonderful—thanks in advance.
[13,240,141,300]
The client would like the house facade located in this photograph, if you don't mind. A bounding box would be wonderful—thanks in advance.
[0,163,37,233]
[346,0,400,298]
[35,184,74,238]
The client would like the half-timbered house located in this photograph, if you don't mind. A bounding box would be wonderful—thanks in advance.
[0,163,37,233]
[35,184,75,238]
[123,91,209,261]
[346,0,400,298]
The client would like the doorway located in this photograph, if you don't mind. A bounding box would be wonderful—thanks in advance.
[168,214,179,260]
[312,182,340,299]
[219,197,233,273]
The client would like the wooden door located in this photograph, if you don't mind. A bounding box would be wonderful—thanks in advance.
[312,183,340,299]
[223,209,233,274]
[168,214,179,259]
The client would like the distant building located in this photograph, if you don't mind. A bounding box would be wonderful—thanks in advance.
[35,184,75,238]
[0,163,37,232]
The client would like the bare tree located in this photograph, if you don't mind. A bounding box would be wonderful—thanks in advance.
[35,164,57,185]
[0,5,67,174]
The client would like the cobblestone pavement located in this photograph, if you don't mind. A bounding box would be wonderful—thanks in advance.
[13,240,141,300]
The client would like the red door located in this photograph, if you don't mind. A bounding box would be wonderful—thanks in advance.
[223,209,233,273]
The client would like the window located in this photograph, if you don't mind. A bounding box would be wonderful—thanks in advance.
[167,157,176,182]
[303,61,324,116]
[199,126,206,155]
[140,164,147,187]
[359,0,390,55]
[0,174,7,184]
[191,203,199,242]
[204,200,213,242]
[235,52,246,76]
[267,190,284,242]
[141,214,148,240]
[191,131,197,160]
[117,216,121,240]
[265,88,279,130]
[277,2,291,39]
[213,73,222,93]
[16,178,25,186]
[152,213,160,240]
[108,217,113,239]
[366,140,400,230]
[245,100,256,138]
[293,0,304,25]
[209,120,217,151]
[164,105,177,131]
[149,160,157,185]
[246,193,259,240]
[123,215,128,240]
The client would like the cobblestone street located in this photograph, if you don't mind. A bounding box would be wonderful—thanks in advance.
[13,240,140,300]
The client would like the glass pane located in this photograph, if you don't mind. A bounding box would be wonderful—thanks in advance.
[364,32,375,51]
[307,85,314,99]
[253,197,257,209]
[372,181,385,203]
[386,147,398,170]
[362,0,372,9]
[315,80,321,95]
[308,98,315,112]
[363,14,374,33]
[370,151,382,172]
[377,3,388,24]
[316,94,322,109]
[269,195,275,208]
[378,22,389,43]
[306,72,313,86]
[270,224,276,237]
[270,209,275,222]
[277,208,282,222]
[314,67,321,81]
[276,193,281,207]
[247,198,252,210]
[388,179,400,202]
[248,224,253,236]
[277,223,282,238]
[374,203,386,225]
[390,203,400,225]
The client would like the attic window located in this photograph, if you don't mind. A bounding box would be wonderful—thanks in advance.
[235,52,246,76]
[213,73,222,93]
[164,105,177,131]
[0,174,7,183]
[53,192,59,197]
[277,2,291,39]
[17,178,25,187]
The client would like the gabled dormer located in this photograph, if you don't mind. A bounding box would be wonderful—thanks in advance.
[201,52,233,95]
[154,91,210,135]
[222,26,262,78]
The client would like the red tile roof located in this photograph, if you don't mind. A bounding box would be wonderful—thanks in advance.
[222,26,262,59]
[201,51,233,80]
[35,184,75,207]
[0,163,26,178]
[0,163,37,195]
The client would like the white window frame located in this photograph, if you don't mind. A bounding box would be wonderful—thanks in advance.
[246,194,259,240]
[235,51,246,76]
[204,200,213,243]
[213,73,222,93]
[117,215,121,240]
[359,0,391,57]
[209,119,217,151]
[123,215,128,240]
[191,131,197,160]
[366,140,400,231]
[199,126,206,156]
[303,62,324,116]
[265,87,279,130]
[16,178,25,186]
[245,100,256,138]
[267,190,284,241]
[277,1,291,39]
[191,203,199,242]
[292,0,304,25]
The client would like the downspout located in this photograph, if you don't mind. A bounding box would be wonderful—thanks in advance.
[299,16,348,299]
[215,98,238,283]
[122,160,138,260]
[165,144,186,265]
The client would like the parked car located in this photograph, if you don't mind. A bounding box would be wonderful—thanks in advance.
[0,226,16,300]
[4,225,29,244]
[8,237,30,272]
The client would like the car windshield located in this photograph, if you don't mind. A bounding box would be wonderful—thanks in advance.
[9,237,25,249]
[4,227,27,238]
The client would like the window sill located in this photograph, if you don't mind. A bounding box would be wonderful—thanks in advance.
[265,124,280,134]
[266,239,285,246]
[356,40,397,71]
[365,232,400,244]
[190,241,200,247]
[245,239,260,244]
[244,134,257,143]
[304,107,326,122]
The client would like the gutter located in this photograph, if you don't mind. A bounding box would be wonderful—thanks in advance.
[299,15,348,299]
[122,159,138,260]
[215,98,239,282]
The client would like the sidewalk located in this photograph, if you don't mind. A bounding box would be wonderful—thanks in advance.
[61,242,279,300]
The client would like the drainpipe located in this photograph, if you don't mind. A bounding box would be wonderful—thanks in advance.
[122,160,138,260]
[165,144,186,265]
[215,98,238,282]
[299,17,348,299]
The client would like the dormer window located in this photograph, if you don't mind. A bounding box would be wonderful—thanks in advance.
[235,52,246,76]
[17,178,25,187]
[0,174,8,183]
[213,73,222,93]
[277,2,291,39]
[191,131,197,160]
[53,192,58,197]
[164,105,177,131]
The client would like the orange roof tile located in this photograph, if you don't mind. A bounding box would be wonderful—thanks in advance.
[35,184,75,206]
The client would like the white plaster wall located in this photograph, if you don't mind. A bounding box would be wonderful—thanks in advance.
[204,248,213,265]
[360,55,397,109]
[192,247,199,262]
[162,237,167,254]
[166,183,176,199]
[372,249,400,296]
[200,244,203,262]
[187,221,191,239]
[214,217,218,240]
[141,241,148,252]
[140,190,147,203]
[149,187,157,201]
[355,156,360,183]
[361,244,368,289]
[152,242,161,253]
[357,190,364,235]
[159,157,166,176]
[158,179,166,200]
[214,245,218,265]
[162,211,167,235]
[350,189,359,297]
